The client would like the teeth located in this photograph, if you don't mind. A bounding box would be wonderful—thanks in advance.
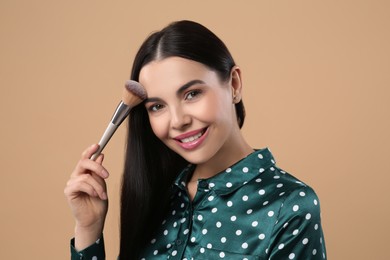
[181,132,203,143]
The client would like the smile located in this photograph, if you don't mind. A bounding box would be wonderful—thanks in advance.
[174,128,208,150]
[180,130,205,143]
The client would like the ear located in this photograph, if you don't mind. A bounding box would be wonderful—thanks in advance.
[229,66,243,104]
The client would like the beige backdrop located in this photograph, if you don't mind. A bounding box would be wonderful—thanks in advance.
[1,0,389,259]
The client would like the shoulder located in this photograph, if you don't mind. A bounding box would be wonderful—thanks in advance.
[243,148,318,196]
[257,166,323,228]
[273,166,322,210]
[246,157,323,218]
[264,169,327,259]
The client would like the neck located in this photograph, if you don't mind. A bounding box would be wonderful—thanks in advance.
[190,137,253,182]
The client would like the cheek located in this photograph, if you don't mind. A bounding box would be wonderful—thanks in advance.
[196,94,231,123]
[199,105,219,122]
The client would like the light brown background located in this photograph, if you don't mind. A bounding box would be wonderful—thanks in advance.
[1,0,389,259]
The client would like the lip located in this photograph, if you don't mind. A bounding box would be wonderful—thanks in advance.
[173,127,209,150]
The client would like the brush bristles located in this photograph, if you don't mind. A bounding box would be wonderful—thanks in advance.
[122,80,147,107]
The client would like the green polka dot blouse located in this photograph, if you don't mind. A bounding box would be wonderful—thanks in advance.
[71,148,326,259]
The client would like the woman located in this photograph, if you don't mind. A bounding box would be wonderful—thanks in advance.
[65,20,327,259]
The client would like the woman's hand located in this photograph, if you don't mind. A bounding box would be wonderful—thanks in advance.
[64,144,109,250]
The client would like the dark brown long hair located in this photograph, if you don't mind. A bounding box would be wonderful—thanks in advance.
[120,20,246,259]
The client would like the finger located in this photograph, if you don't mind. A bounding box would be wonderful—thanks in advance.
[66,174,108,200]
[78,174,107,200]
[88,169,108,190]
[81,144,100,160]
[72,158,109,179]
[69,182,106,200]
[64,179,98,199]
[96,153,104,164]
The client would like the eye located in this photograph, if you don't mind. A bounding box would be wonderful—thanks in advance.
[147,103,165,112]
[185,89,202,100]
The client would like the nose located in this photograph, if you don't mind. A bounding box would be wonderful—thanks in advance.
[170,105,191,130]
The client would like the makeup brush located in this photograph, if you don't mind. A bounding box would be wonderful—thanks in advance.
[90,80,147,161]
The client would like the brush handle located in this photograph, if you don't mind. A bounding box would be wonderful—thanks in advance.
[90,122,118,161]
[90,102,131,161]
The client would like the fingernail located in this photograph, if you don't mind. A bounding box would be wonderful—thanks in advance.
[102,192,108,200]
[102,170,109,178]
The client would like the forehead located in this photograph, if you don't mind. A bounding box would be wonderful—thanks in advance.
[139,57,219,94]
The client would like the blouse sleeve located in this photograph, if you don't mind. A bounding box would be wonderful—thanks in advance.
[70,235,105,260]
[268,186,327,259]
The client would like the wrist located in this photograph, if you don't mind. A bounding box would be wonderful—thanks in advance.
[74,222,104,251]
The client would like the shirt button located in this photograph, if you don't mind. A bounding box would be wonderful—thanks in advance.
[176,239,182,245]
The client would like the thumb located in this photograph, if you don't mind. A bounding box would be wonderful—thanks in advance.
[96,153,105,164]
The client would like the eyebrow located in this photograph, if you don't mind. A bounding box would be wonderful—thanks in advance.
[144,79,205,103]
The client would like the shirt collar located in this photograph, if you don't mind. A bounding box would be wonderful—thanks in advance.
[173,148,276,196]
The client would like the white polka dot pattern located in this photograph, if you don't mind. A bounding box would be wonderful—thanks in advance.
[70,148,326,260]
[70,236,106,260]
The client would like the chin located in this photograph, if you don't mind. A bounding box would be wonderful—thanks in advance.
[177,148,218,165]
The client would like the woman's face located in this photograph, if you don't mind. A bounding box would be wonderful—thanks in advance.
[139,57,243,165]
